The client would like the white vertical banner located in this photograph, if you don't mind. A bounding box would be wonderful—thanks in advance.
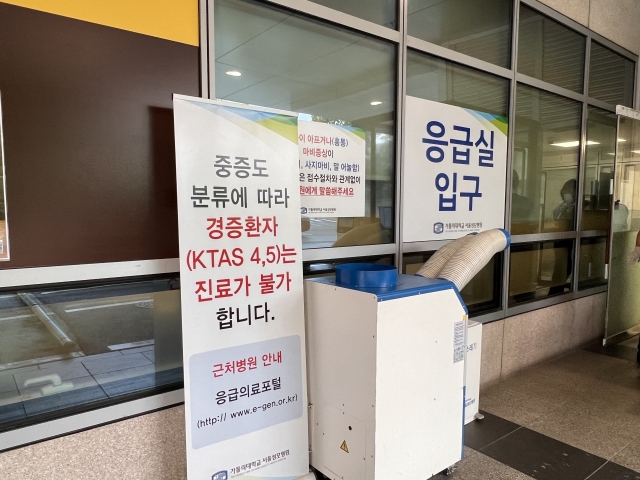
[403,96,508,242]
[298,120,366,217]
[173,95,308,480]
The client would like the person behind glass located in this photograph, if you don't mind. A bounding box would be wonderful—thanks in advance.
[553,179,576,228]
[511,170,534,224]
[548,180,576,295]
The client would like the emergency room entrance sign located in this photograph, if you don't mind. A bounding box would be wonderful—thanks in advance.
[403,96,508,242]
[173,95,308,480]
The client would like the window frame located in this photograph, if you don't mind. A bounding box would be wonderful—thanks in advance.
[1,0,636,450]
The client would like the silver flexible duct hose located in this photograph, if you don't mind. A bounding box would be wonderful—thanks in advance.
[416,233,476,278]
[438,229,510,291]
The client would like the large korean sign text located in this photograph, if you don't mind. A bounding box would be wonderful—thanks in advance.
[298,119,366,217]
[174,96,308,480]
[403,96,508,242]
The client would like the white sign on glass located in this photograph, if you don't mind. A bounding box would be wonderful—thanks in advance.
[403,96,508,242]
[298,119,365,218]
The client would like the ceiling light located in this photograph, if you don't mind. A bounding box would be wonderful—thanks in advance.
[632,150,640,154]
[550,140,599,148]
[370,101,382,106]
[226,70,242,77]
[619,138,627,142]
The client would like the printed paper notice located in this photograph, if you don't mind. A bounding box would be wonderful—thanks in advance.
[298,120,365,217]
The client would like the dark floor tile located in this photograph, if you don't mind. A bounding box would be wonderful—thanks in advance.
[465,410,521,451]
[0,402,26,423]
[22,385,107,416]
[482,427,606,480]
[584,342,638,363]
[588,462,640,480]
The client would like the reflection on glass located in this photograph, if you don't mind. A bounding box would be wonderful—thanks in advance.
[403,252,502,316]
[407,0,513,68]
[512,84,581,234]
[406,51,510,117]
[303,255,394,278]
[518,5,586,93]
[0,276,182,430]
[589,42,635,107]
[578,236,607,290]
[307,0,397,29]
[606,116,640,340]
[215,0,396,250]
[508,240,573,306]
[582,107,616,231]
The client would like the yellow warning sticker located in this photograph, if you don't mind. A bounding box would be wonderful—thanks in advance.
[340,440,349,453]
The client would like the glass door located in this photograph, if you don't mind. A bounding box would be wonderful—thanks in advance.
[604,113,640,344]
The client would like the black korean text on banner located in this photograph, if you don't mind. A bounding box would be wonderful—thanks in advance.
[173,96,308,480]
[403,97,508,242]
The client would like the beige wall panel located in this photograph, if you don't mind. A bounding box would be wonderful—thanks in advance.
[589,0,640,54]
[572,293,606,347]
[501,300,576,378]
[480,320,505,391]
[0,406,187,480]
[537,0,590,26]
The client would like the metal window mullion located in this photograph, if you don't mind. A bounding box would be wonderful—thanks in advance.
[475,309,508,324]
[262,0,400,42]
[511,231,577,244]
[635,55,640,110]
[579,230,607,238]
[406,36,512,79]
[199,0,209,98]
[394,0,408,269]
[403,240,452,254]
[501,0,520,317]
[207,0,215,98]
[587,97,616,112]
[505,291,575,317]
[573,37,591,293]
[575,284,607,298]
[302,244,396,262]
[0,390,185,452]
[516,73,585,102]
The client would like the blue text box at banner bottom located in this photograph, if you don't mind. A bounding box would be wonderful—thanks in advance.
[189,335,303,449]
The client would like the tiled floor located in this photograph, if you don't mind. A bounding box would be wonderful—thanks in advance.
[439,337,640,480]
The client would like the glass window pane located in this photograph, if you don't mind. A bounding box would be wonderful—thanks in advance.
[215,0,396,249]
[407,0,513,68]
[307,0,397,29]
[518,5,586,93]
[582,106,616,231]
[406,50,510,117]
[589,41,635,107]
[403,252,502,316]
[578,236,607,290]
[304,254,395,278]
[0,276,182,431]
[508,240,574,305]
[512,84,582,234]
